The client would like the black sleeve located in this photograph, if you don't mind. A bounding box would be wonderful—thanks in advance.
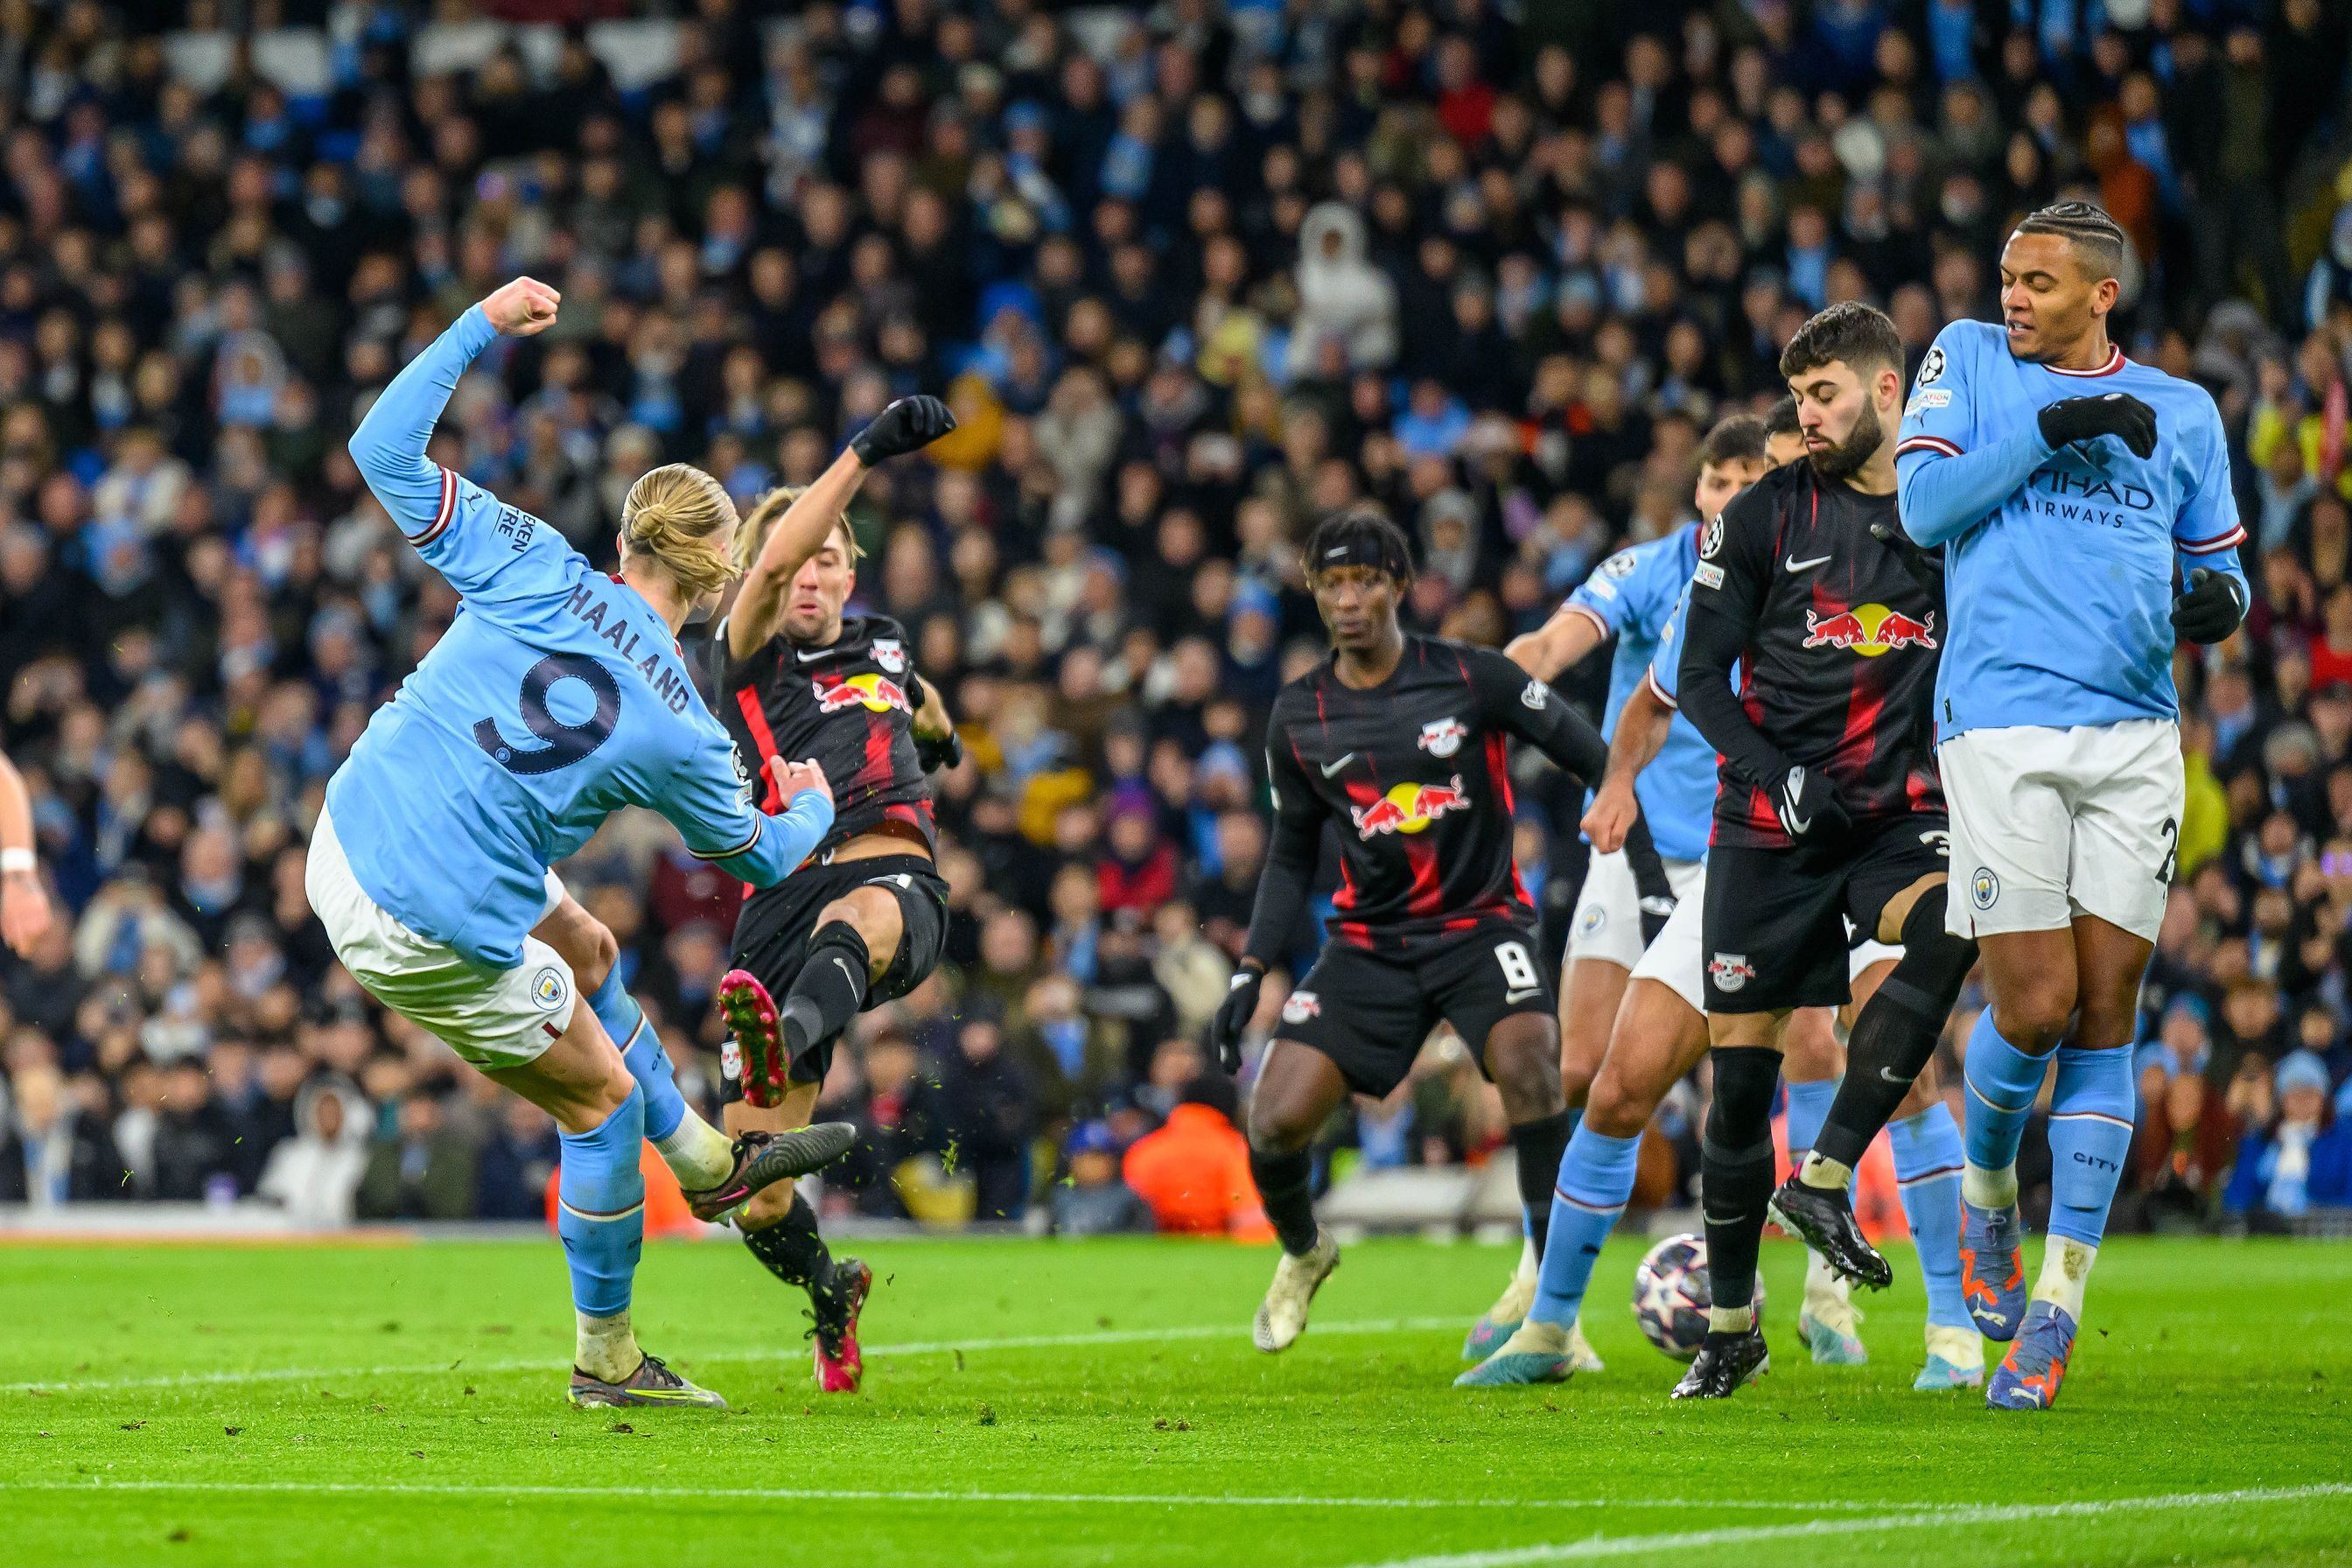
[1239,721,1327,970]
[1466,647,1674,908]
[1678,488,1800,798]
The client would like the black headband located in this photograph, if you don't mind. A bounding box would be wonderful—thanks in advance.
[1313,533,1412,581]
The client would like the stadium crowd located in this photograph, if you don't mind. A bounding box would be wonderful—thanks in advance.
[0,0,2350,1235]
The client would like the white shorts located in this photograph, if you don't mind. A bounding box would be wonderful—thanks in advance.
[1940,718,2183,943]
[1565,848,1706,971]
[1631,866,1904,1017]
[306,808,578,1070]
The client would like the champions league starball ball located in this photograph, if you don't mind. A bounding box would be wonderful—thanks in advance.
[1632,1233,1761,1362]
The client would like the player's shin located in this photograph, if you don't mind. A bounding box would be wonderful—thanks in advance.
[557,1084,648,1382]
[1700,1046,1781,1331]
[1804,896,1975,1182]
[741,1189,836,1296]
[1889,1103,1970,1331]
[1248,1145,1320,1256]
[780,921,872,1064]
[1531,1126,1642,1328]
[2039,1046,2135,1320]
[589,970,734,1189]
[1508,1109,1573,1257]
[1961,1011,2049,1208]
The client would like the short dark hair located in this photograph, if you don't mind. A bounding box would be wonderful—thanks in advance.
[1304,506,1415,584]
[2012,200,2128,284]
[1779,301,1903,382]
[1698,413,1771,471]
[1765,396,1801,437]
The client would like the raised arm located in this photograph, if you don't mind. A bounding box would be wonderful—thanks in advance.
[1504,599,1609,681]
[727,396,956,663]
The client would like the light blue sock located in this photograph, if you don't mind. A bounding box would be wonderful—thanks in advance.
[1530,1125,1641,1329]
[2046,1046,2136,1249]
[556,1085,647,1317]
[1962,1011,2048,1177]
[589,968,685,1144]
[1522,1107,1585,1249]
[1783,1077,1838,1162]
[1890,1103,1970,1330]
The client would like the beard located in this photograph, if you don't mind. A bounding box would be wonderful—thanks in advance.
[1807,399,1884,481]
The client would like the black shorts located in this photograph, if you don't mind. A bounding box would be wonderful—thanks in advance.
[1701,815,1949,1013]
[722,852,948,1100]
[1276,918,1555,1098]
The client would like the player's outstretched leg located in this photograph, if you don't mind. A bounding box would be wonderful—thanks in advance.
[1887,1100,1984,1390]
[1958,1009,2044,1341]
[1988,1045,2131,1410]
[1782,1073,1866,1366]
[556,1083,724,1410]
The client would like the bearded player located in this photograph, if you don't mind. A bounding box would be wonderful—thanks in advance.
[1776,202,2248,1410]
[1458,418,1978,1392]
[711,396,960,1393]
[1207,508,1674,1362]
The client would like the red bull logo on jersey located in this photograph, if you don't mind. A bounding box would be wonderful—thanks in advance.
[1350,776,1471,838]
[813,672,912,713]
[1802,603,1938,658]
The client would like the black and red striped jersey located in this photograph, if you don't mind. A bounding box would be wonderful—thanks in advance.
[1263,636,1567,951]
[1680,461,1945,850]
[716,612,937,872]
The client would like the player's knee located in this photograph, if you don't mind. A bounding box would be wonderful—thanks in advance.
[582,922,619,994]
[1989,984,2072,1054]
[1704,1044,1782,1144]
[1583,1068,1654,1141]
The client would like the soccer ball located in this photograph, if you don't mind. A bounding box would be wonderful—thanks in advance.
[1631,1232,1762,1362]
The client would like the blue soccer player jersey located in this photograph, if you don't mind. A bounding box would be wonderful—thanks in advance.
[325,304,830,970]
[1895,318,2248,741]
[1564,526,1713,861]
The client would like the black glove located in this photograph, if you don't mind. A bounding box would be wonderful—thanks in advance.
[1208,962,1264,1074]
[1774,765,1851,840]
[914,727,963,773]
[2037,393,2157,460]
[1869,520,1943,593]
[850,395,956,466]
[2171,565,2247,644]
[1638,892,1676,948]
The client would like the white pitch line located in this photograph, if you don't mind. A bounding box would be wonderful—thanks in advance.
[1346,1483,2352,1568]
[0,1479,1921,1516]
[3,1315,1474,1395]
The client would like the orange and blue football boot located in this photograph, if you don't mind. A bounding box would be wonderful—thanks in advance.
[1986,1299,2076,1410]
[1957,1194,2028,1341]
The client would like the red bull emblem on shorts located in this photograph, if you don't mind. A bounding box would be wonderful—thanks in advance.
[1801,603,1938,657]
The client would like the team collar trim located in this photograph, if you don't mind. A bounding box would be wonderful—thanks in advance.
[2047,345,2126,377]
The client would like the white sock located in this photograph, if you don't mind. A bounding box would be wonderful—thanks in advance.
[1797,1152,1852,1191]
[1802,1247,1845,1305]
[576,1309,641,1382]
[1963,1160,2019,1209]
[653,1110,736,1189]
[1514,1233,1537,1284]
[2031,1236,2096,1321]
[1709,1303,1757,1334]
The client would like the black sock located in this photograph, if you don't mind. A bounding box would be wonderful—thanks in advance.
[1813,981,1946,1170]
[1508,1109,1574,1258]
[1249,1146,1320,1256]
[1700,1046,1782,1312]
[741,1192,834,1296]
[782,922,872,1067]
[1815,896,1975,1170]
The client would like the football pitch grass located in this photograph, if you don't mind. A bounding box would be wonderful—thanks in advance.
[2,1234,2348,1567]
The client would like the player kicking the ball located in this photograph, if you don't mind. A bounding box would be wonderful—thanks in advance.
[1207,508,1673,1362]
[1458,417,1979,1393]
[1670,303,1984,1399]
[1774,203,2248,1410]
[710,397,960,1394]
[310,278,855,1409]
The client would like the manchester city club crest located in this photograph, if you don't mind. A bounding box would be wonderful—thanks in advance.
[530,967,568,1011]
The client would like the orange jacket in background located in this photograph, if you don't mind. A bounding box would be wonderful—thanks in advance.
[543,1143,701,1237]
[1122,1103,1272,1240]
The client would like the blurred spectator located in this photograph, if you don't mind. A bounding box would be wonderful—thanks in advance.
[2224,1050,2352,1223]
[255,1080,368,1228]
[1123,1074,1268,1238]
[1049,1119,1152,1236]
[358,1093,479,1222]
